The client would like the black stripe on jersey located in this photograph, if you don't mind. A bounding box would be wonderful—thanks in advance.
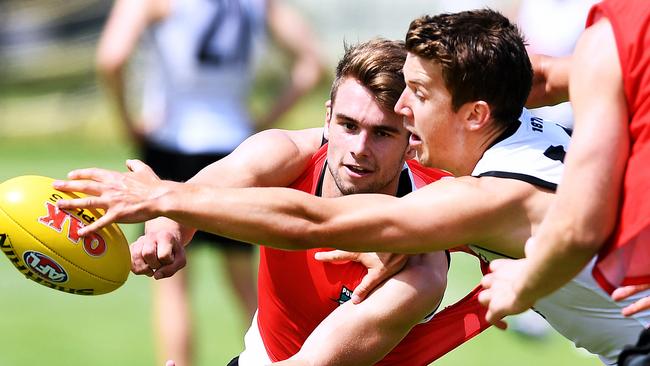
[471,245,517,260]
[476,171,557,191]
[560,125,573,137]
[396,167,413,197]
[315,162,327,197]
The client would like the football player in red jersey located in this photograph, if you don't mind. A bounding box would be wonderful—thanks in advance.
[57,39,489,365]
[56,10,650,364]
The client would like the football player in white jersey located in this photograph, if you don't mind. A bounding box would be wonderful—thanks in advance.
[57,9,650,365]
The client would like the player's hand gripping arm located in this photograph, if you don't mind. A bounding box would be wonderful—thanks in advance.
[479,18,630,323]
[272,252,448,366]
[315,251,409,304]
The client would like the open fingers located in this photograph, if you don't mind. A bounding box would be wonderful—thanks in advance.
[314,249,358,263]
[76,213,114,236]
[66,167,119,182]
[612,284,650,301]
[622,296,650,317]
[351,270,382,304]
[53,179,107,196]
[480,273,494,289]
[57,196,108,211]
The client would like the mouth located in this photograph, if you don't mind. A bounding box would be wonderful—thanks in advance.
[344,164,373,177]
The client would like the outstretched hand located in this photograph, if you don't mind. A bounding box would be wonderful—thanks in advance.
[612,284,650,316]
[315,250,408,304]
[53,159,173,235]
[478,257,535,324]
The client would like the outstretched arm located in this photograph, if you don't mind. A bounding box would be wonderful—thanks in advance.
[56,165,540,257]
[480,18,629,322]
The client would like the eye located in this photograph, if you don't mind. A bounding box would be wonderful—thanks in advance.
[414,89,426,102]
[342,121,357,131]
[375,130,391,138]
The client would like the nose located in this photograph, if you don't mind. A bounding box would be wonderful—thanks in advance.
[350,131,371,157]
[394,88,413,121]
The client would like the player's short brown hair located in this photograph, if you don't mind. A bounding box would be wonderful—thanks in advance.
[330,39,406,113]
[406,9,532,128]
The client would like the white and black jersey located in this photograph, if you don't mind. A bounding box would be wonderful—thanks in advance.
[141,0,267,154]
[471,109,650,365]
[472,108,571,191]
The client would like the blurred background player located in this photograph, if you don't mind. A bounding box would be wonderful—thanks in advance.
[95,0,324,365]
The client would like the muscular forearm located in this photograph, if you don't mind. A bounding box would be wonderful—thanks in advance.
[157,184,434,253]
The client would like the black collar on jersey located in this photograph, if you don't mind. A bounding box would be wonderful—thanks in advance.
[316,160,452,270]
[315,162,413,198]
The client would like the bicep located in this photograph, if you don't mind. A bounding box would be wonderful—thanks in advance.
[570,18,629,169]
[559,18,629,235]
[188,128,322,188]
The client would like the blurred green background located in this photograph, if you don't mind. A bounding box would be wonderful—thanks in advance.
[0,1,600,365]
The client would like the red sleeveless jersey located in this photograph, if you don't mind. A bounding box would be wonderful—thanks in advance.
[587,0,650,293]
[256,144,490,365]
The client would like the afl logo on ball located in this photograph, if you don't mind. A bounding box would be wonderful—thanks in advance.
[23,251,68,283]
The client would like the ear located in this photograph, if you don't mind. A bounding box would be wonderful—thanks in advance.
[461,101,491,131]
[324,100,332,140]
[404,143,417,160]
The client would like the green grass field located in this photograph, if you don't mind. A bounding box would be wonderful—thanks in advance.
[0,101,601,366]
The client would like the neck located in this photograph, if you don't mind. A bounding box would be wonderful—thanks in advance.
[453,124,509,177]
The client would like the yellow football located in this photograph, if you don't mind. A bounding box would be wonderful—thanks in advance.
[0,175,130,295]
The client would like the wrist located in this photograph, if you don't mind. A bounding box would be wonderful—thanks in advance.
[151,180,180,218]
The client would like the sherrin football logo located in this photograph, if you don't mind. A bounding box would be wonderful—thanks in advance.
[38,201,107,257]
[23,250,68,283]
[0,175,132,295]
[0,232,94,295]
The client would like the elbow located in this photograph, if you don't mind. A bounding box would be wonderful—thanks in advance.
[400,253,448,314]
[95,50,126,79]
[557,219,615,255]
[292,56,325,93]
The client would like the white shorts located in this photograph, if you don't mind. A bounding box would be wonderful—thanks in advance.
[535,258,650,365]
[238,311,273,366]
